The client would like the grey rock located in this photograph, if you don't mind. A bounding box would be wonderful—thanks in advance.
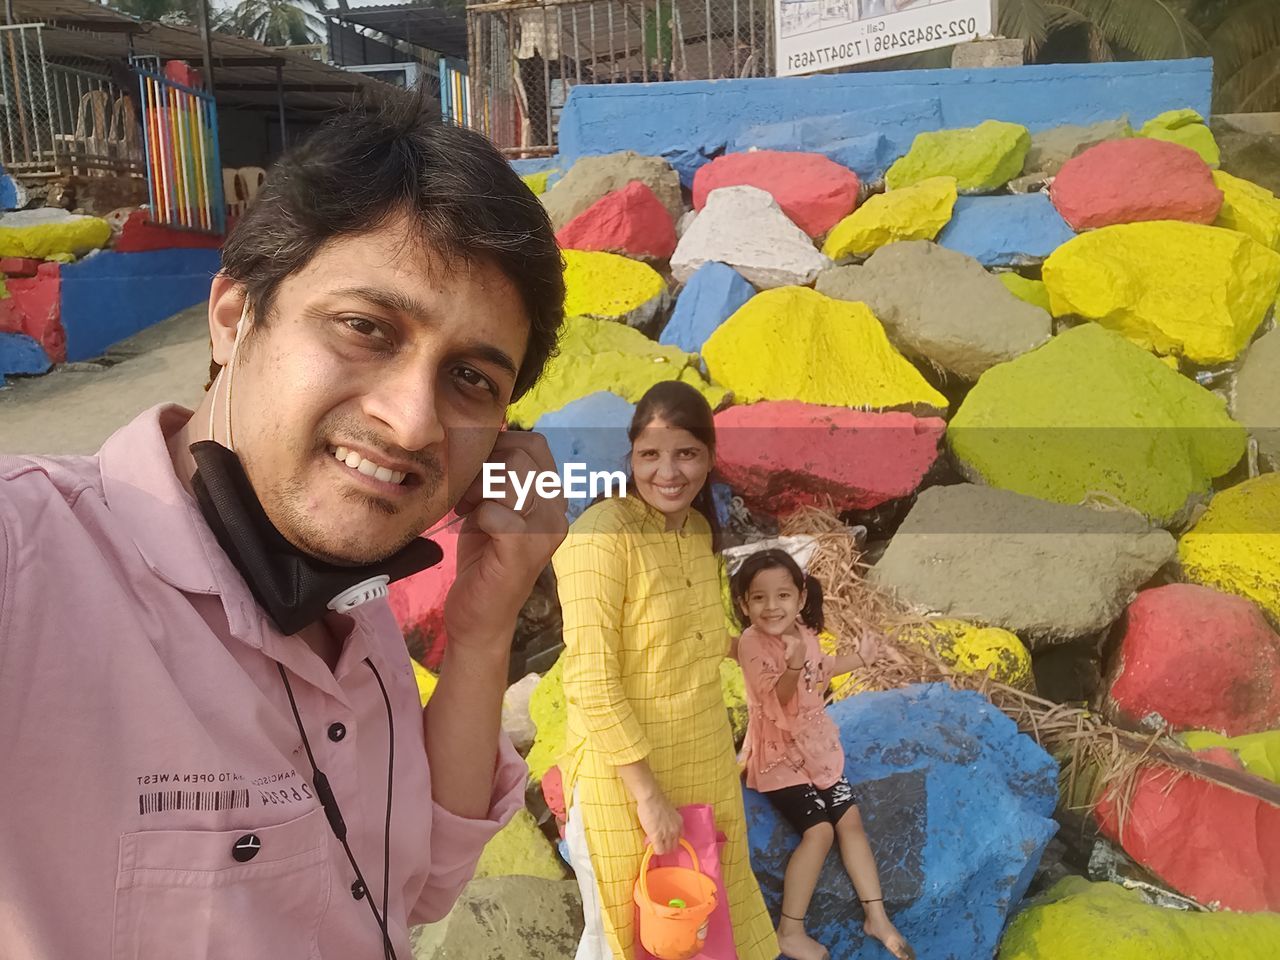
[1211,118,1280,196]
[1023,118,1133,177]
[411,877,584,960]
[815,241,1051,380]
[1233,326,1280,471]
[950,38,1025,69]
[869,484,1176,647]
[541,151,683,231]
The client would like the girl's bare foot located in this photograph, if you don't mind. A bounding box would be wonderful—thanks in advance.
[776,927,830,960]
[863,915,914,960]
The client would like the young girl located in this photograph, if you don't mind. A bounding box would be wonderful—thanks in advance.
[733,549,914,960]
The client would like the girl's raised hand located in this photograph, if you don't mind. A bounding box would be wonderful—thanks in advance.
[783,631,806,669]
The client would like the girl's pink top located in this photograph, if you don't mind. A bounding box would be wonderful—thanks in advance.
[737,624,845,793]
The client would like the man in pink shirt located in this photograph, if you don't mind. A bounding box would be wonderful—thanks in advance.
[0,93,567,958]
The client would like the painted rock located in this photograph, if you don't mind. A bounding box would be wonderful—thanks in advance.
[1139,108,1220,167]
[658,261,755,356]
[714,401,945,516]
[525,657,566,783]
[820,176,957,259]
[818,241,1051,380]
[506,315,725,428]
[870,484,1176,646]
[949,325,1245,525]
[997,273,1051,312]
[1107,584,1280,736]
[693,149,861,237]
[894,619,1033,690]
[1180,473,1280,622]
[886,120,1031,194]
[1050,138,1222,229]
[672,185,833,289]
[998,877,1280,960]
[474,808,568,881]
[702,286,947,411]
[556,181,677,261]
[1234,326,1280,471]
[1213,169,1280,250]
[745,684,1057,960]
[0,209,111,260]
[1042,221,1280,364]
[388,526,459,670]
[534,391,634,522]
[937,193,1075,267]
[562,249,669,331]
[1095,762,1280,912]
[409,876,584,960]
[1021,117,1133,177]
[540,150,683,230]
[0,330,51,380]
[1183,729,1280,785]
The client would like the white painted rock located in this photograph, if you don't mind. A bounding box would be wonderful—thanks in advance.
[672,185,832,289]
[501,673,542,755]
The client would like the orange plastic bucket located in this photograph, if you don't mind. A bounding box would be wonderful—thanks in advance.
[634,839,719,960]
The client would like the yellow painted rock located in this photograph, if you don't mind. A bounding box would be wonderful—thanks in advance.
[817,630,867,701]
[0,211,111,260]
[521,171,552,196]
[1182,729,1280,785]
[474,807,568,880]
[821,177,957,259]
[720,658,748,744]
[896,619,1033,689]
[1180,473,1280,621]
[412,659,438,707]
[1213,170,1280,250]
[702,287,947,411]
[525,657,566,783]
[562,249,669,329]
[505,315,726,428]
[1139,108,1220,167]
[1043,221,1280,364]
[886,121,1031,194]
[996,273,1051,313]
[998,877,1280,960]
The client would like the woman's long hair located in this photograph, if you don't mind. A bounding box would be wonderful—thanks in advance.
[628,381,722,551]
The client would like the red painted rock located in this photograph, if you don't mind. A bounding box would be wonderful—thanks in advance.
[693,151,861,238]
[714,401,945,517]
[1050,139,1223,230]
[387,526,458,669]
[1107,584,1280,736]
[555,181,677,260]
[0,262,63,363]
[1096,764,1280,911]
[115,210,224,253]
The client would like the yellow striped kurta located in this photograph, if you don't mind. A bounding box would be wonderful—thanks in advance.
[554,495,778,960]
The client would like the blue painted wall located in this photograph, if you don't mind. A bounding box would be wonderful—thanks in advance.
[557,58,1214,166]
[61,248,221,363]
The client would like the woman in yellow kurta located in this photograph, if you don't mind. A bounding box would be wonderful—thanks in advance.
[555,381,778,960]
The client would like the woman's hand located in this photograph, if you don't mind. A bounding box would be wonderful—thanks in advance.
[636,790,683,855]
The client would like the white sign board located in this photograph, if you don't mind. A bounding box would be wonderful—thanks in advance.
[776,0,993,77]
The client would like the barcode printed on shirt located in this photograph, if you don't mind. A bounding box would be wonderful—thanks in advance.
[138,789,251,815]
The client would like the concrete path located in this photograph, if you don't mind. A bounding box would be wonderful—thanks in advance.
[0,304,210,456]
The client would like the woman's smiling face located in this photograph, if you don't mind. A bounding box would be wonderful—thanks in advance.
[629,415,712,527]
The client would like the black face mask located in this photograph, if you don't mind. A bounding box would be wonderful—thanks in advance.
[189,440,443,636]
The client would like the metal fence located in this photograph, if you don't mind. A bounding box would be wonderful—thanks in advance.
[467,0,774,153]
[136,66,225,234]
[440,56,471,126]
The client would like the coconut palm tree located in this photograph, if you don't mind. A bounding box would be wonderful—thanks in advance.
[221,0,328,46]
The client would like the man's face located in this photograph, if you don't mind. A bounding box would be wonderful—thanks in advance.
[225,215,529,564]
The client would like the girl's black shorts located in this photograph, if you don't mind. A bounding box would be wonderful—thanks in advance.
[763,776,858,835]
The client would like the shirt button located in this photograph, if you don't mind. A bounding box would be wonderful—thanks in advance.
[685,579,693,587]
[327,722,347,743]
[695,632,703,640]
[232,834,261,863]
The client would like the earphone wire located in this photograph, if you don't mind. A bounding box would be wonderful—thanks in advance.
[366,658,395,960]
[276,663,398,960]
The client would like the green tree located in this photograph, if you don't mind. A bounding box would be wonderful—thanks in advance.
[221,0,327,46]
[110,0,199,22]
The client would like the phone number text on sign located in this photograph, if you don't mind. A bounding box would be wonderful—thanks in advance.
[775,1,992,77]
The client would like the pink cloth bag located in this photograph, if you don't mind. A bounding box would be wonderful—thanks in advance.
[635,804,739,960]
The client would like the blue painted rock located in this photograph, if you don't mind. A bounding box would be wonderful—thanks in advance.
[938,194,1076,267]
[745,684,1058,960]
[659,261,755,356]
[0,330,51,382]
[534,391,635,521]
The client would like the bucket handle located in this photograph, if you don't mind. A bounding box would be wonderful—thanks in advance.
[638,839,701,907]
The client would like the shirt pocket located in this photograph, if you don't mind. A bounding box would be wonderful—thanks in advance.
[112,807,329,960]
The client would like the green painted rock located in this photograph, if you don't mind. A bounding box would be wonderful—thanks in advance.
[1233,326,1280,471]
[998,877,1280,960]
[886,120,1031,194]
[821,177,957,259]
[562,249,669,331]
[1140,108,1220,168]
[1213,169,1280,250]
[950,324,1246,526]
[1043,221,1280,364]
[720,657,748,744]
[505,315,727,428]
[702,286,947,411]
[474,808,568,881]
[524,657,565,783]
[997,273,1052,312]
[1182,729,1280,785]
